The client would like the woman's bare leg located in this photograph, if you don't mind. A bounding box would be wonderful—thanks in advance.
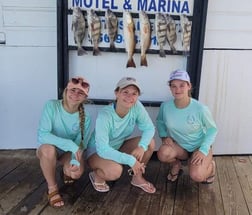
[36,144,64,207]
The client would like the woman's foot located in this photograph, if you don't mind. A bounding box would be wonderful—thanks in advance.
[167,160,182,182]
[131,176,156,193]
[47,185,64,208]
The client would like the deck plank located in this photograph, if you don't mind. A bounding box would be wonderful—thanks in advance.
[232,156,252,214]
[216,156,250,215]
[198,157,225,215]
[0,150,251,215]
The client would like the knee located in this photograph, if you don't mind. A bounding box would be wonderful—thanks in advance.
[104,164,123,181]
[37,144,57,160]
[157,146,172,163]
[189,169,204,182]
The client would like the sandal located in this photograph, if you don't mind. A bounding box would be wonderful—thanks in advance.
[202,160,216,184]
[47,190,64,208]
[131,181,156,193]
[89,171,110,192]
[167,161,182,182]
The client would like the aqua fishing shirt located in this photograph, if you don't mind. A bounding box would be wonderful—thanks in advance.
[88,100,155,167]
[156,98,217,156]
[37,100,91,154]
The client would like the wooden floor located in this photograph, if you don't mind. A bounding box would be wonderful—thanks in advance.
[0,150,252,215]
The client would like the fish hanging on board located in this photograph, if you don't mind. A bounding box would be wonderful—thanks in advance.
[180,14,192,54]
[105,9,118,52]
[72,7,87,56]
[123,11,136,68]
[87,9,101,56]
[139,11,151,67]
[155,13,167,58]
[166,14,177,53]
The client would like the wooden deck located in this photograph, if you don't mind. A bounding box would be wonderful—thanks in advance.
[0,150,252,215]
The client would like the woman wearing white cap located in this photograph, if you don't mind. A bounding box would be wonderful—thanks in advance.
[156,70,217,184]
[37,77,91,208]
[87,77,156,193]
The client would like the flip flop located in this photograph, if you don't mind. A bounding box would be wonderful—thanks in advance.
[89,171,110,192]
[167,169,183,182]
[131,181,156,194]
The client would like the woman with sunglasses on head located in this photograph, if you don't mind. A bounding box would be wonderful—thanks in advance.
[156,70,217,184]
[86,77,156,193]
[36,77,91,208]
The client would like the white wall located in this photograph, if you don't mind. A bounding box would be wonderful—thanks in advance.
[199,0,252,154]
[0,0,57,149]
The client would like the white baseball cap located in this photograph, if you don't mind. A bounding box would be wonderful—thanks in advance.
[169,70,190,83]
[116,77,141,93]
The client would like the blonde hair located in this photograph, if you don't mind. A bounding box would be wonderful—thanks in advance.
[63,89,85,149]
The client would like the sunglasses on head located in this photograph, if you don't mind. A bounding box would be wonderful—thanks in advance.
[126,77,136,81]
[71,78,90,88]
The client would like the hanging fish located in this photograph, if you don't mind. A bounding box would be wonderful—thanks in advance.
[72,7,87,56]
[105,9,118,52]
[139,11,151,67]
[123,11,136,68]
[180,14,192,54]
[87,9,101,56]
[155,13,167,57]
[166,14,177,53]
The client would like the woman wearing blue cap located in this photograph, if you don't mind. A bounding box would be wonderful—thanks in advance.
[156,70,218,184]
[86,77,156,193]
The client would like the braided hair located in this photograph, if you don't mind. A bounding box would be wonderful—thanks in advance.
[62,88,86,149]
[78,103,85,149]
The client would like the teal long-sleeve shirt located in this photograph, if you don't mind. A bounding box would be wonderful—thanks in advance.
[156,98,217,156]
[88,100,155,167]
[37,100,91,154]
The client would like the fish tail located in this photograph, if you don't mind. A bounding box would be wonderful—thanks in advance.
[126,57,136,68]
[159,48,166,58]
[77,47,87,56]
[93,47,101,56]
[109,42,116,52]
[140,55,148,67]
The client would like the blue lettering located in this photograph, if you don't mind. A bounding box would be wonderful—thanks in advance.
[118,20,123,30]
[72,0,82,7]
[111,0,118,10]
[167,0,171,12]
[83,0,92,8]
[137,0,147,11]
[158,0,166,12]
[172,0,180,13]
[151,35,157,45]
[148,0,156,11]
[181,1,189,13]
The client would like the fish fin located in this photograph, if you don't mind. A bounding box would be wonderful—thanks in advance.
[126,57,136,68]
[140,55,148,67]
[77,47,88,56]
[93,47,101,56]
[109,42,116,52]
[159,49,166,58]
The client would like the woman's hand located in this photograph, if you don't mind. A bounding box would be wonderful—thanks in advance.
[191,150,205,165]
[75,148,83,163]
[162,137,174,147]
[131,146,145,162]
[131,160,146,176]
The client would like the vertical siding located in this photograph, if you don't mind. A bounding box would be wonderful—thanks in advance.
[200,0,252,154]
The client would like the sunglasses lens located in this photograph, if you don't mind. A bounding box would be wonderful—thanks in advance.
[71,78,79,84]
[82,82,89,88]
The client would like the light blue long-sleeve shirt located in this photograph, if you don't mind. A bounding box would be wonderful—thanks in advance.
[156,98,217,156]
[88,100,155,167]
[37,100,91,154]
